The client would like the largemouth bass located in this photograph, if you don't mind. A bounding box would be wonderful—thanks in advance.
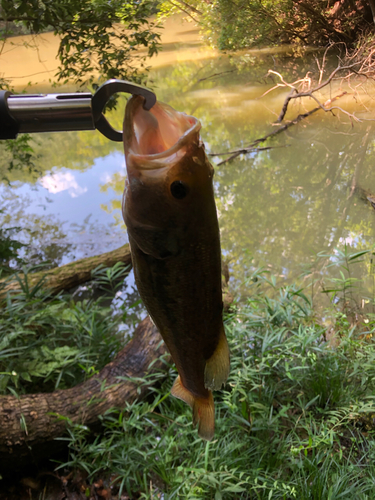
[122,96,230,440]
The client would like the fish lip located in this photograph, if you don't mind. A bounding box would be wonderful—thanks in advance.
[124,96,202,170]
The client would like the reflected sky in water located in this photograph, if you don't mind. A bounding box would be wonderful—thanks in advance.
[16,151,125,227]
[2,20,375,308]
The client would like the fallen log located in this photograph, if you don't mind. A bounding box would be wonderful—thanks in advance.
[0,292,234,472]
[0,316,169,472]
[0,244,132,299]
[0,245,234,473]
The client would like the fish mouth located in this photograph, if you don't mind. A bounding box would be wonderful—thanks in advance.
[123,95,201,169]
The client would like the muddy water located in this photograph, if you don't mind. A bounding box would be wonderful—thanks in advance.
[2,16,375,312]
[1,16,216,90]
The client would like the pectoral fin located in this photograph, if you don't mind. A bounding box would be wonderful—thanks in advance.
[127,220,180,259]
[204,327,230,391]
[171,376,215,441]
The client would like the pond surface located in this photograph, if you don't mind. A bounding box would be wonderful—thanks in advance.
[2,16,375,312]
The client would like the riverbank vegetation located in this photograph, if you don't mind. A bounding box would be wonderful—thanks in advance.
[2,247,375,498]
[0,0,161,87]
[159,0,375,50]
[1,0,374,89]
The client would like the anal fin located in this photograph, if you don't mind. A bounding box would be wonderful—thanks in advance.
[204,326,230,391]
[171,375,194,408]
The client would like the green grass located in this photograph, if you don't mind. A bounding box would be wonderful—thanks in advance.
[0,263,129,394]
[55,274,375,499]
[4,250,375,498]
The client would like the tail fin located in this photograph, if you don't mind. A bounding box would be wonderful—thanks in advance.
[204,326,230,391]
[192,391,215,441]
[171,376,215,441]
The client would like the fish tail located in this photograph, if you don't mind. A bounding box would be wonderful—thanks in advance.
[204,326,230,391]
[192,391,215,441]
[171,376,215,441]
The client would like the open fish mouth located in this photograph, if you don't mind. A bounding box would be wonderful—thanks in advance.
[123,95,201,168]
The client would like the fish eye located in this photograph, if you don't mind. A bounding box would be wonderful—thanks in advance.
[170,180,188,199]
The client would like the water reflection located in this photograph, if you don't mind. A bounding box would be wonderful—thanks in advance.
[2,27,375,308]
[0,172,127,267]
[215,120,375,286]
[71,268,147,338]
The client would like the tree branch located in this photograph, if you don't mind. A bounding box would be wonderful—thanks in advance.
[211,43,375,165]
[210,92,348,165]
[170,0,202,15]
[165,0,200,22]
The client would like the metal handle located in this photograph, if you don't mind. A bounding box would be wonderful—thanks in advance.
[92,80,156,141]
[0,79,156,141]
[7,92,94,134]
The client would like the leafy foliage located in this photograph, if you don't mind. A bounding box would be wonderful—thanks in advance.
[55,265,375,499]
[159,0,374,50]
[0,263,130,394]
[1,133,39,181]
[0,225,25,273]
[0,0,161,178]
[0,0,161,86]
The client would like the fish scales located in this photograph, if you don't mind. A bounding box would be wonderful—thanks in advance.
[122,95,230,440]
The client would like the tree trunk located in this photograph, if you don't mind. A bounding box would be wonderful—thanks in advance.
[0,244,132,299]
[0,316,168,472]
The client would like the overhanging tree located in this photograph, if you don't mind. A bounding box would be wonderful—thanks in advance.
[0,0,161,86]
[159,0,375,50]
[0,0,162,179]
